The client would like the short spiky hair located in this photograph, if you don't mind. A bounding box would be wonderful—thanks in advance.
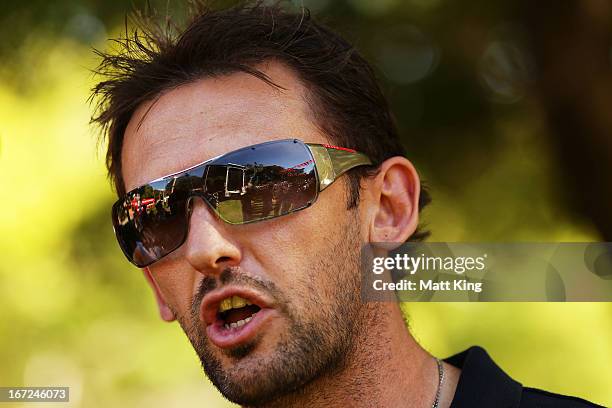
[91,1,431,240]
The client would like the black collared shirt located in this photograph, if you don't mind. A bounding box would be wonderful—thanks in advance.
[445,346,604,407]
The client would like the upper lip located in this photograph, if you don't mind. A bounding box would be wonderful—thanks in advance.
[200,286,271,326]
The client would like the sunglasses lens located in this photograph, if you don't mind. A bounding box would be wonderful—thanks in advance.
[112,179,191,267]
[112,139,319,266]
[203,139,318,224]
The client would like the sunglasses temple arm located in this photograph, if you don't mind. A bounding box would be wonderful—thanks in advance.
[307,144,373,191]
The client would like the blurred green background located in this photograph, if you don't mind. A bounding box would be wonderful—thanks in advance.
[0,0,611,407]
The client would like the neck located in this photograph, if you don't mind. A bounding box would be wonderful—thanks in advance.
[248,303,459,408]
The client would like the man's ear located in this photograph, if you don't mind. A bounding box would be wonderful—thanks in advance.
[142,267,176,322]
[366,156,421,246]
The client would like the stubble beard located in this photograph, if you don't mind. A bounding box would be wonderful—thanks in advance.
[177,214,366,407]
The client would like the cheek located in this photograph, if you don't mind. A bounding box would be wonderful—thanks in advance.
[149,263,196,315]
[248,180,353,286]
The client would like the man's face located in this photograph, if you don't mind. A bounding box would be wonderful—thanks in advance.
[121,62,368,405]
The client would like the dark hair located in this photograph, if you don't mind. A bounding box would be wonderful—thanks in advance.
[91,1,431,240]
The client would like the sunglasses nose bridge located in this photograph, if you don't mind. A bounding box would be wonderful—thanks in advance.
[185,194,221,225]
[185,195,194,218]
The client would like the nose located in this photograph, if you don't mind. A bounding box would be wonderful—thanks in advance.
[182,197,242,276]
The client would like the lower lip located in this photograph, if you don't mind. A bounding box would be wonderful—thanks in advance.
[205,308,275,349]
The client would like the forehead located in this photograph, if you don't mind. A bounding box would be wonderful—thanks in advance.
[121,62,329,191]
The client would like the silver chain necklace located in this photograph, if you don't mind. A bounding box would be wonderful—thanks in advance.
[431,358,445,408]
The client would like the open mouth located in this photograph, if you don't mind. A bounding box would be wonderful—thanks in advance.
[202,289,275,349]
[218,295,262,330]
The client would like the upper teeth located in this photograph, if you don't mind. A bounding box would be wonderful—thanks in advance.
[218,295,252,313]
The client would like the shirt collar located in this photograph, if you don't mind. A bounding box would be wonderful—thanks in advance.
[445,346,522,408]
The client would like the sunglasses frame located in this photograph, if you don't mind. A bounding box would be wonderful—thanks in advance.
[112,139,373,266]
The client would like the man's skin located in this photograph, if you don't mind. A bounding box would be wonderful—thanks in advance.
[121,60,460,407]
